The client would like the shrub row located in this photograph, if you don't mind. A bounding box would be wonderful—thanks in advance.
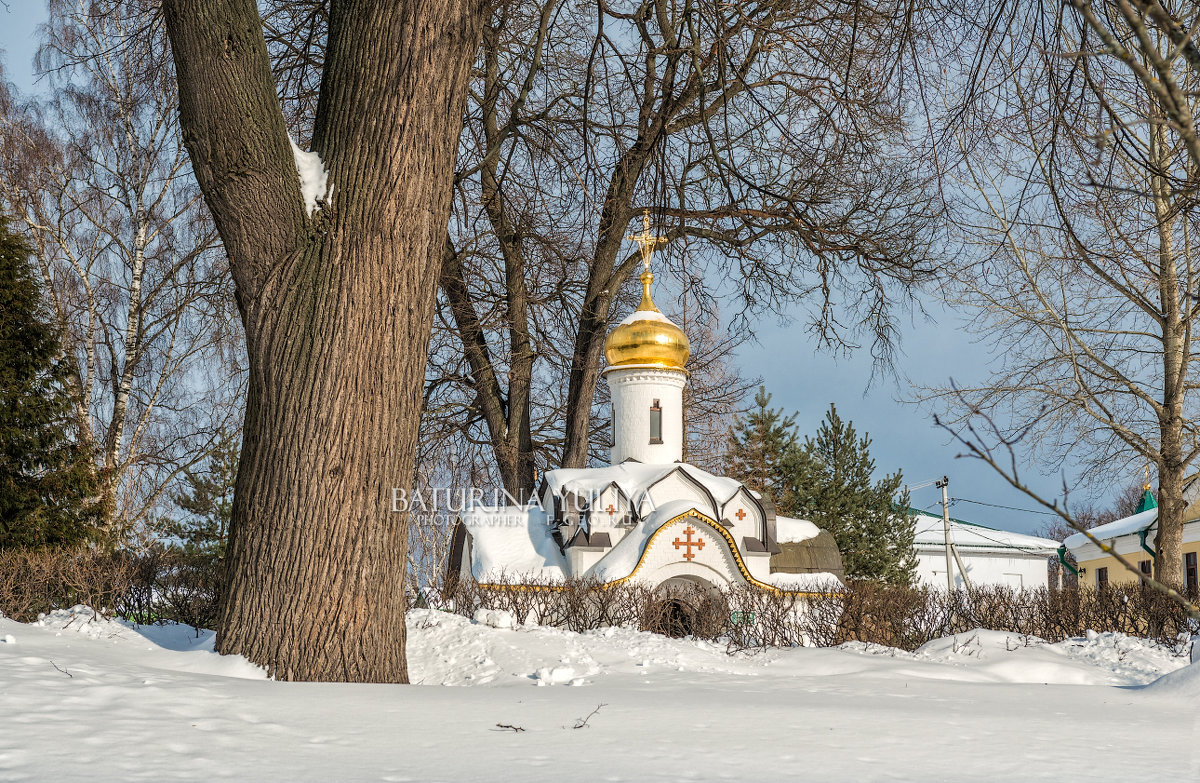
[2,549,1194,655]
[439,576,1198,654]
[0,547,222,631]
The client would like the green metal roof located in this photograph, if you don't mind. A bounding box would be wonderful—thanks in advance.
[906,506,998,531]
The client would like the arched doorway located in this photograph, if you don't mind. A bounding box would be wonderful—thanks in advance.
[643,575,726,638]
[647,597,696,638]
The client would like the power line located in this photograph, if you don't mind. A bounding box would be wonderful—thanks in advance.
[950,497,1058,516]
[915,499,1060,557]
[899,478,943,494]
[944,522,1059,558]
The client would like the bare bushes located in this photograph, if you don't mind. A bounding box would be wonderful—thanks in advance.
[437,577,1199,651]
[816,583,1196,651]
[443,575,654,632]
[118,548,224,631]
[4,549,1193,653]
[0,548,136,622]
[0,547,222,630]
[439,577,822,645]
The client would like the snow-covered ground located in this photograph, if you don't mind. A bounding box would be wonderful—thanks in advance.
[1,607,1197,782]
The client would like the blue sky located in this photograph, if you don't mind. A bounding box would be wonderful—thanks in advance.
[1,3,42,92]
[736,300,1073,531]
[0,4,1101,536]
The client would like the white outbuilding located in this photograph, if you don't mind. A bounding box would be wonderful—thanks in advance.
[909,509,1060,590]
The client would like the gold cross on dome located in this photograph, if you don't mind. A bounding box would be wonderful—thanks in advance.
[626,210,669,272]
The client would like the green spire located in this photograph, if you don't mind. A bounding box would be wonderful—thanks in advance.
[1135,465,1156,513]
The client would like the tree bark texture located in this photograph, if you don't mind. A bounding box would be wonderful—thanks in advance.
[1151,143,1186,588]
[163,0,485,681]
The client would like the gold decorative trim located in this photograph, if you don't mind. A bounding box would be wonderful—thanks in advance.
[479,508,835,597]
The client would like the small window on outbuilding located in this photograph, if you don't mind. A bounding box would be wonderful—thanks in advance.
[649,399,663,444]
[1186,552,1198,594]
[1139,559,1152,576]
[1096,566,1109,589]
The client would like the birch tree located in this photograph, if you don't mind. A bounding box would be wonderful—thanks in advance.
[0,1,242,542]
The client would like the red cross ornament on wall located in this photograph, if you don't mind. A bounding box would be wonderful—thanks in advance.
[606,504,616,514]
[735,508,747,521]
[673,526,705,561]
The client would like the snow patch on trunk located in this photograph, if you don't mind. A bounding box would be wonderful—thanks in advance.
[290,137,330,216]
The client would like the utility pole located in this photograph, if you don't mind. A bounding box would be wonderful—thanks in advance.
[936,476,955,592]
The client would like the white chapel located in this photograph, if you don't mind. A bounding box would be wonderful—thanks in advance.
[447,216,843,596]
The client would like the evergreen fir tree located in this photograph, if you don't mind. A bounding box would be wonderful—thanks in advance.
[160,431,239,558]
[0,216,102,549]
[724,386,798,504]
[781,404,917,586]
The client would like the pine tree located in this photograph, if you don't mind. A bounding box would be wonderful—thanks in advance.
[0,216,102,549]
[781,404,917,586]
[724,386,798,504]
[159,431,239,558]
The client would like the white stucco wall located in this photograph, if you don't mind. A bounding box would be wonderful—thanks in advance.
[605,366,687,464]
[641,469,715,519]
[915,549,1052,590]
[629,516,745,590]
[566,545,606,576]
[720,488,763,541]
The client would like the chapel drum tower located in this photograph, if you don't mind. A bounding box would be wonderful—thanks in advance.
[602,216,690,465]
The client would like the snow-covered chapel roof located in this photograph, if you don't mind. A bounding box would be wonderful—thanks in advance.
[544,462,750,510]
[460,505,564,584]
[774,516,821,544]
[584,499,709,582]
[461,499,841,593]
[456,463,843,593]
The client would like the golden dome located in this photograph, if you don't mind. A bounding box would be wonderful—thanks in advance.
[603,268,690,371]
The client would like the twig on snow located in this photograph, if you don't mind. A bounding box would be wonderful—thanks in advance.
[572,703,608,729]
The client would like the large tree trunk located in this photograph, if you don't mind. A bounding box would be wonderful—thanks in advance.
[163,0,485,681]
[479,20,535,496]
[561,302,611,468]
[1156,451,1185,586]
[1156,304,1186,586]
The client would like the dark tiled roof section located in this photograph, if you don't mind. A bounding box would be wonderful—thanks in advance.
[568,530,612,549]
[742,536,768,553]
